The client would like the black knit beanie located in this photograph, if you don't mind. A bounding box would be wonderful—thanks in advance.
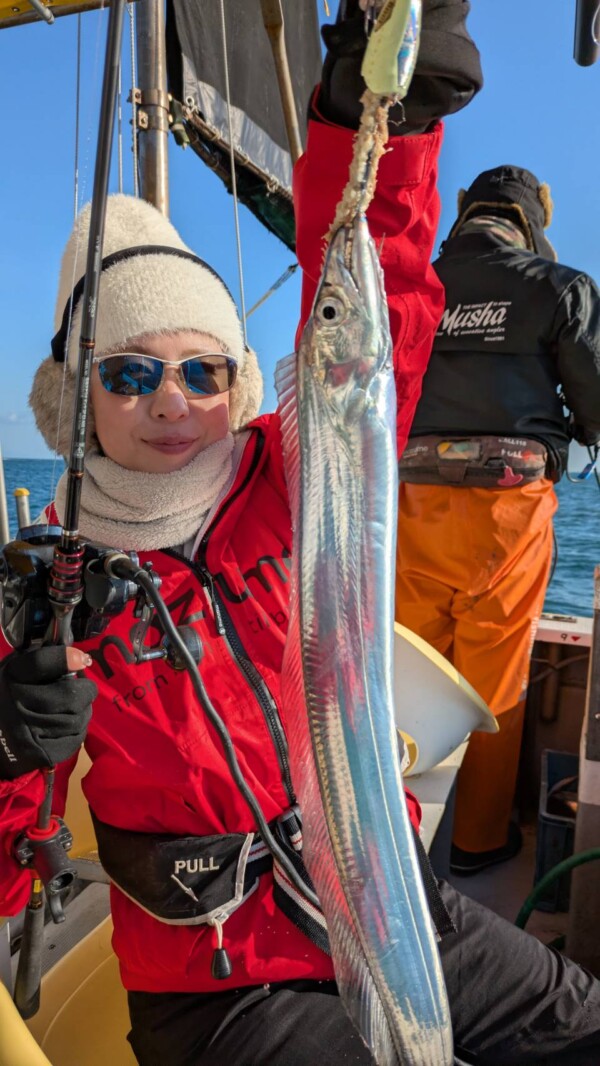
[449,165,556,260]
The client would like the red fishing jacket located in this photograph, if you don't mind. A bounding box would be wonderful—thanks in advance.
[0,118,444,993]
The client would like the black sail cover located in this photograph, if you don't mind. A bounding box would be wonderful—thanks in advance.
[166,0,322,251]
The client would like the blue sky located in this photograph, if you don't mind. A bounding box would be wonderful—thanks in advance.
[0,1,598,459]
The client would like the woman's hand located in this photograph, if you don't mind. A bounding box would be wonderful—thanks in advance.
[0,646,97,781]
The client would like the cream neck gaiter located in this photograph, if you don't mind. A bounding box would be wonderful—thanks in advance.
[54,433,236,551]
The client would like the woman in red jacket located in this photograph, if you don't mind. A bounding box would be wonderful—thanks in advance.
[1,4,599,1064]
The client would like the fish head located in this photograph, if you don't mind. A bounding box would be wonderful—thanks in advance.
[303,216,392,414]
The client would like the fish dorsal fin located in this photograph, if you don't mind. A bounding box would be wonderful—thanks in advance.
[275,351,301,518]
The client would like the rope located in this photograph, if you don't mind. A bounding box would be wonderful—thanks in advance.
[218,0,248,345]
[128,1,139,196]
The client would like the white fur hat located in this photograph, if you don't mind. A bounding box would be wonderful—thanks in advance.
[54,193,245,369]
[30,194,264,453]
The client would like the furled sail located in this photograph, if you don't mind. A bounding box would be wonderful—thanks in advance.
[166,0,322,250]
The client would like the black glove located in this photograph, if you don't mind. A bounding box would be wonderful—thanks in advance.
[316,0,483,133]
[0,647,97,781]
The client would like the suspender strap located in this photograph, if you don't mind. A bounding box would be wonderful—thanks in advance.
[271,807,330,955]
[412,827,457,940]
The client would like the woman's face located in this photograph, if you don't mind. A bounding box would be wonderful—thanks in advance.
[90,331,231,473]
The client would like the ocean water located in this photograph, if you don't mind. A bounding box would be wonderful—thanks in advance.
[2,459,599,617]
[546,477,599,619]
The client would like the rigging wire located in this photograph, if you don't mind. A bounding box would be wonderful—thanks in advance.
[218,0,248,346]
[246,263,298,319]
[128,1,139,197]
[73,13,82,218]
[117,52,124,193]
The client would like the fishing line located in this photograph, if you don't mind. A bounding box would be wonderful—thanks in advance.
[46,1,109,527]
[128,1,139,196]
[218,0,248,346]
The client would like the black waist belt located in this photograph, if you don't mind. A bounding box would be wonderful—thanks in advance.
[91,807,454,968]
[91,806,330,954]
[399,434,548,487]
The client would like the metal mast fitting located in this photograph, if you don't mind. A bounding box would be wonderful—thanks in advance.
[134,0,170,214]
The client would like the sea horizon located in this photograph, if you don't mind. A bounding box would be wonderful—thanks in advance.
[1,457,598,619]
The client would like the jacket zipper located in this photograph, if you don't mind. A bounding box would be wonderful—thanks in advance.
[163,430,295,804]
[205,577,295,804]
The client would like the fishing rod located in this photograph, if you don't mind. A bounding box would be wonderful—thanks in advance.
[1,0,322,1011]
[4,0,127,1018]
[4,0,435,1023]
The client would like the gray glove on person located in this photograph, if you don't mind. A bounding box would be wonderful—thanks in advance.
[0,646,97,781]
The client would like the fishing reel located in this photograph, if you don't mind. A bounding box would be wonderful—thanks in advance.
[0,527,201,669]
[0,522,201,936]
[0,526,147,650]
[0,528,202,931]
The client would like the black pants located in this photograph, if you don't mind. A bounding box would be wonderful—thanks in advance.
[127,880,600,1065]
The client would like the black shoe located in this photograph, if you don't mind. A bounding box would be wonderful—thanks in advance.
[450,822,523,876]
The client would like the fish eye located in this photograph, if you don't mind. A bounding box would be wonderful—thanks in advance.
[316,295,346,325]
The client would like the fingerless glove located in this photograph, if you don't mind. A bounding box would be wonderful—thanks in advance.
[0,646,97,781]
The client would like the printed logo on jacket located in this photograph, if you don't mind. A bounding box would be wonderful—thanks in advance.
[436,300,511,342]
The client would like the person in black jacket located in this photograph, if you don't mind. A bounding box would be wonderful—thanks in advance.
[395,163,600,874]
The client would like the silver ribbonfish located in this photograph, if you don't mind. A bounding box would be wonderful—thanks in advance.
[275,214,453,1065]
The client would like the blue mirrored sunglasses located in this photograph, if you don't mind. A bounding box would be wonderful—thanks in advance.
[93,353,237,397]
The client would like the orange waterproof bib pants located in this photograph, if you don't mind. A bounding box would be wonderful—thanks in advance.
[395,478,557,853]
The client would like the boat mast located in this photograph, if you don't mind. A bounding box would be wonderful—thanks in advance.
[134,0,169,215]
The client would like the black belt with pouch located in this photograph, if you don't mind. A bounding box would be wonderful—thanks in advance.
[91,806,455,980]
[399,435,548,487]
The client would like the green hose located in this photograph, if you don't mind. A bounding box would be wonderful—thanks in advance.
[515,848,600,930]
